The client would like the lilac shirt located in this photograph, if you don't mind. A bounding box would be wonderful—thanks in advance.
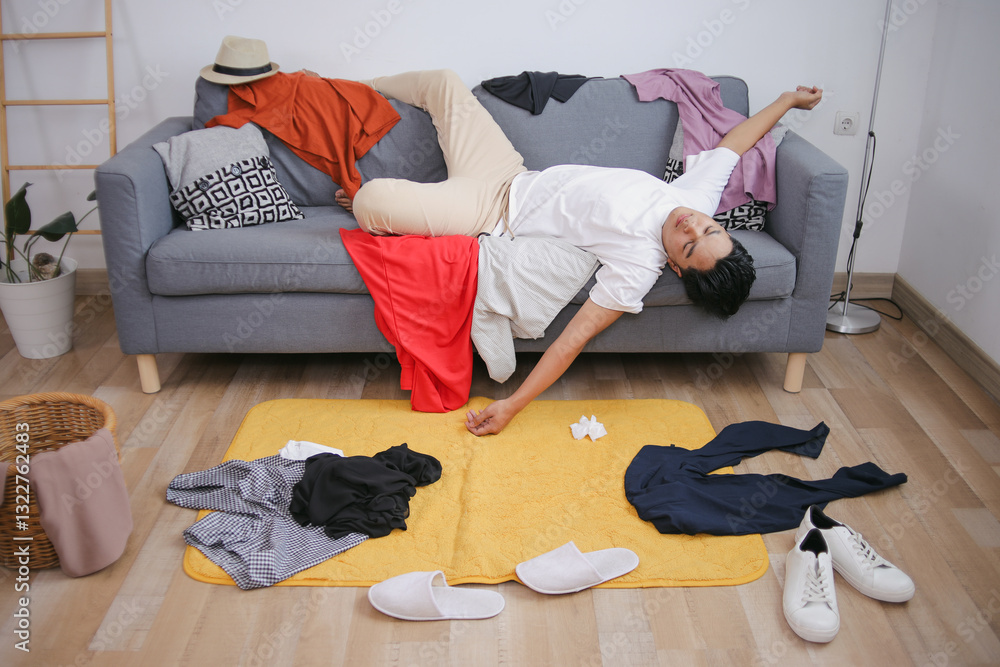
[622,68,777,213]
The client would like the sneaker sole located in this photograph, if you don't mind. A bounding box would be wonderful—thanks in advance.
[784,614,840,643]
[832,562,915,603]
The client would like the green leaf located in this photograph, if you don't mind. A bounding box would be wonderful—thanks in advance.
[86,189,97,201]
[4,182,32,237]
[36,211,78,242]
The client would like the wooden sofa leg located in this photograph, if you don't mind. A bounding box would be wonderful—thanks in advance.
[783,352,807,393]
[137,354,162,394]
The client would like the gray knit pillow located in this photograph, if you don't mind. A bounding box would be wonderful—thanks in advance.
[154,124,303,230]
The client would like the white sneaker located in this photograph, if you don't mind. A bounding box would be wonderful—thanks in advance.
[783,528,840,643]
[795,505,915,603]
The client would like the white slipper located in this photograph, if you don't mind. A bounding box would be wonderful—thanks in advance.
[368,570,505,621]
[515,541,639,594]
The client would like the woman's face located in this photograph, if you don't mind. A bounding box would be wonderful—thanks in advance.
[662,206,733,276]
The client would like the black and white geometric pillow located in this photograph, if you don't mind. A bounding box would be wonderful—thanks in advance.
[663,157,685,183]
[662,157,766,231]
[169,156,304,231]
[711,200,767,231]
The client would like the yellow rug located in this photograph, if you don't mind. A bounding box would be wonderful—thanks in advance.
[182,398,768,588]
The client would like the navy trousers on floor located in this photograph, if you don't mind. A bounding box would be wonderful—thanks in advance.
[624,421,907,536]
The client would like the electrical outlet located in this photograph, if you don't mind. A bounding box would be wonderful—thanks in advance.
[835,111,860,136]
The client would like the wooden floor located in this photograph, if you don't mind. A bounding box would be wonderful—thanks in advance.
[1,293,999,667]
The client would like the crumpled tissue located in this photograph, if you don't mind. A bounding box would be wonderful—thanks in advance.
[570,415,607,441]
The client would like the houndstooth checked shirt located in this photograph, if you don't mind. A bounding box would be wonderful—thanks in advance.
[167,455,367,589]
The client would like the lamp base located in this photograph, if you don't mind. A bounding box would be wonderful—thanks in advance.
[826,300,882,334]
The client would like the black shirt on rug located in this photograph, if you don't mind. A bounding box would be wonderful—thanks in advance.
[290,443,442,539]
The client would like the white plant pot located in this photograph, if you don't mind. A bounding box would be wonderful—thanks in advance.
[0,257,78,359]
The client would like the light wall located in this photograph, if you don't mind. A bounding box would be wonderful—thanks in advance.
[896,0,1000,365]
[2,0,994,364]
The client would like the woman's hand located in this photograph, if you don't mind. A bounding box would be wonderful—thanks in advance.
[465,399,518,436]
[719,86,822,156]
[784,86,823,111]
[463,300,622,437]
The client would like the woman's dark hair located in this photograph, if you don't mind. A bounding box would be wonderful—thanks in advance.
[679,236,756,318]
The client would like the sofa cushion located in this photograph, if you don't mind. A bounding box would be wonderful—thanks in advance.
[357,101,448,184]
[570,229,795,307]
[146,207,367,296]
[148,203,794,308]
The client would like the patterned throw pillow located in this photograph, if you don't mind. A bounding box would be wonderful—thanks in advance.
[662,158,766,231]
[154,123,303,231]
[169,156,303,230]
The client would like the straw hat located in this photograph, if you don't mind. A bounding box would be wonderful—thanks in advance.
[200,35,279,85]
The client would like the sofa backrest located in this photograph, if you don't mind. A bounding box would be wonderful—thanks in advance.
[193,77,448,207]
[192,74,749,207]
[474,75,748,177]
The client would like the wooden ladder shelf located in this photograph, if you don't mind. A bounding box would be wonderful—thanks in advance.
[0,0,116,236]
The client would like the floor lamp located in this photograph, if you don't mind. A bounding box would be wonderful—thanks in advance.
[826,0,893,334]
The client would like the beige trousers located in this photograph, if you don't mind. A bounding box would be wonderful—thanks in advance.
[352,70,526,237]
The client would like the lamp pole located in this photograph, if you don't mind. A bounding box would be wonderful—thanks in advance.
[826,0,893,335]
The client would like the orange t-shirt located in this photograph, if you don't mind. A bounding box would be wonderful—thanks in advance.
[207,71,400,198]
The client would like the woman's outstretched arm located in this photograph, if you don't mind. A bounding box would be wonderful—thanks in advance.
[717,86,823,157]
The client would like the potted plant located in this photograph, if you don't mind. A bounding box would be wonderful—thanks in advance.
[1,182,96,359]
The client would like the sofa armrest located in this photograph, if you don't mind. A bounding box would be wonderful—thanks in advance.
[95,116,192,354]
[767,131,849,350]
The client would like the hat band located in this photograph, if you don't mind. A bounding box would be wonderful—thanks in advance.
[212,63,272,77]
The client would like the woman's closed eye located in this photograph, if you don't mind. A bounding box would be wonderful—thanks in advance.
[685,229,721,258]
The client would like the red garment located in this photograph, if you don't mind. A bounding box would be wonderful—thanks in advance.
[340,229,478,413]
[207,71,400,198]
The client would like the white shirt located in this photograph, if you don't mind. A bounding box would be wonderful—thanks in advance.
[504,147,740,313]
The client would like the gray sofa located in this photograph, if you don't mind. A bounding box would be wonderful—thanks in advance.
[95,73,847,395]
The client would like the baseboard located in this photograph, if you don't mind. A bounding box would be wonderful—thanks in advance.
[831,272,895,300]
[892,275,1000,404]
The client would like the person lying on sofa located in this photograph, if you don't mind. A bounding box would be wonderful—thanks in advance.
[334,69,822,436]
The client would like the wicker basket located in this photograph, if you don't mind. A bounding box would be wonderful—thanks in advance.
[0,392,119,570]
